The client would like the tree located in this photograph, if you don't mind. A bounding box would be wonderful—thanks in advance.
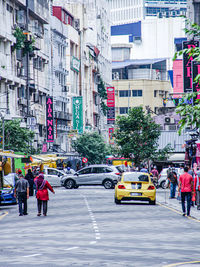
[114,107,162,166]
[0,120,35,153]
[173,19,200,134]
[72,132,109,164]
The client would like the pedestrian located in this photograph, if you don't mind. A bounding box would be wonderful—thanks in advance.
[178,166,194,217]
[140,165,148,173]
[25,169,34,196]
[167,167,178,199]
[14,173,29,216]
[35,173,55,217]
[193,171,200,210]
[151,166,159,178]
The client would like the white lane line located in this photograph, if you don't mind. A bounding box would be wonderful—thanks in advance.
[23,254,41,258]
[90,241,97,245]
[96,237,101,240]
[64,247,79,251]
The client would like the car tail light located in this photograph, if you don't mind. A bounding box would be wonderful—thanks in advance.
[118,184,126,189]
[115,173,120,175]
[148,185,155,190]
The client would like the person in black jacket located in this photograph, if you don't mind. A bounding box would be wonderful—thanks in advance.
[167,167,178,199]
[25,169,34,196]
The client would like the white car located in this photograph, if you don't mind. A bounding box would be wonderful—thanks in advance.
[43,168,66,186]
[158,168,183,189]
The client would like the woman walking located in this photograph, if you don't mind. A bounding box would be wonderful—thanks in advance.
[25,169,34,196]
[35,173,55,216]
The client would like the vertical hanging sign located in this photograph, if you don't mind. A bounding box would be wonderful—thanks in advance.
[72,97,83,134]
[183,40,199,92]
[107,87,115,124]
[46,96,54,142]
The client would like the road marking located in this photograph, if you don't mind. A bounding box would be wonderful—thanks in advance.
[158,202,200,223]
[163,260,200,267]
[23,254,41,258]
[90,241,97,245]
[64,247,79,251]
[0,211,8,220]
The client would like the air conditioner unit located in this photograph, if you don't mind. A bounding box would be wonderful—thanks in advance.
[165,117,175,124]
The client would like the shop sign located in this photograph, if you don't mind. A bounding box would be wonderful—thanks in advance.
[71,56,80,72]
[107,87,115,124]
[183,40,199,92]
[46,96,54,143]
[72,97,83,134]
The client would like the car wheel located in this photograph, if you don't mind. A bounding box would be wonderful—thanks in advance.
[64,179,75,189]
[103,179,114,189]
[115,198,121,204]
[149,199,156,205]
[160,181,166,189]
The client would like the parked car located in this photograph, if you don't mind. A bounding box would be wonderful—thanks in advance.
[42,168,66,186]
[158,168,183,189]
[0,173,19,205]
[61,164,121,189]
[115,172,156,205]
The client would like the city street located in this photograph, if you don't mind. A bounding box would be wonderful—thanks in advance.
[1,187,200,267]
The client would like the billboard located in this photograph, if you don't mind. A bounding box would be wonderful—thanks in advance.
[107,87,115,124]
[183,40,199,92]
[72,97,83,134]
[46,96,54,143]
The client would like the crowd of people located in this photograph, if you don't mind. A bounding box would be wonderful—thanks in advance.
[14,168,55,217]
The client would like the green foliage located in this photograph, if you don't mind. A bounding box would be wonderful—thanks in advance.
[98,78,108,115]
[150,144,174,162]
[0,120,35,154]
[176,92,200,134]
[114,107,161,166]
[72,132,109,164]
[13,27,35,56]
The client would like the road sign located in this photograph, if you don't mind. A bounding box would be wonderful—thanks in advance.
[0,136,2,144]
[82,157,88,163]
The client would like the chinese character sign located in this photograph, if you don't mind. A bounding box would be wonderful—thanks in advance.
[46,96,54,143]
[183,40,199,92]
[72,97,83,134]
[107,87,115,124]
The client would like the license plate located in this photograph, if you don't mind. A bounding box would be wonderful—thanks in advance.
[130,193,142,196]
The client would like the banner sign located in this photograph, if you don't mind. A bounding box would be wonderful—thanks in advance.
[46,96,54,143]
[71,56,80,72]
[107,87,115,124]
[72,97,83,134]
[192,60,200,94]
[183,40,199,92]
[109,128,115,145]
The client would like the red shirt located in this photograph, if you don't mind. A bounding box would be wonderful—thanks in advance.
[179,172,193,192]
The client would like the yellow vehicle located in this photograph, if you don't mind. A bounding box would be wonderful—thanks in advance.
[114,172,156,205]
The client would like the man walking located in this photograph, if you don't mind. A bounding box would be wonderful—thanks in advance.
[167,167,178,199]
[178,166,193,217]
[14,173,29,216]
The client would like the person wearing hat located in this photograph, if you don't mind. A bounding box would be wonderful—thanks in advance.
[14,172,29,216]
[35,173,55,216]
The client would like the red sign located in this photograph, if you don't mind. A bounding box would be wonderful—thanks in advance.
[46,97,54,143]
[107,87,115,124]
[82,157,88,163]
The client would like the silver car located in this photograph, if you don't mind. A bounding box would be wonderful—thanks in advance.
[158,168,183,189]
[60,164,121,189]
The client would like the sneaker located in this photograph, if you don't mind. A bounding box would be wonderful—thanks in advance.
[23,213,28,215]
[19,214,23,216]
[43,214,47,216]
[37,213,41,216]
[182,213,186,216]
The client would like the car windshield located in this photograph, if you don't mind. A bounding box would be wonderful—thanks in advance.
[123,173,149,182]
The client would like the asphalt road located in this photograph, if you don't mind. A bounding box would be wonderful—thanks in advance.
[1,187,200,267]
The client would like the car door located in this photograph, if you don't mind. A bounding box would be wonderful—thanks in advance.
[91,167,105,184]
[46,169,63,186]
[76,167,92,185]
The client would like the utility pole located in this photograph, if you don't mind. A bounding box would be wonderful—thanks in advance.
[26,0,30,116]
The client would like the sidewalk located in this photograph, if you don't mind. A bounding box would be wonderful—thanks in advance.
[157,189,200,221]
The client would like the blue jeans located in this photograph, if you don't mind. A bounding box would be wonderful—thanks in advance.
[18,192,27,215]
[181,192,192,216]
[170,183,177,198]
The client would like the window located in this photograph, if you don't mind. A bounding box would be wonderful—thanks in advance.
[78,168,91,175]
[132,90,142,97]
[119,90,131,97]
[104,167,113,173]
[120,107,129,114]
[92,167,105,173]
[154,90,157,97]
